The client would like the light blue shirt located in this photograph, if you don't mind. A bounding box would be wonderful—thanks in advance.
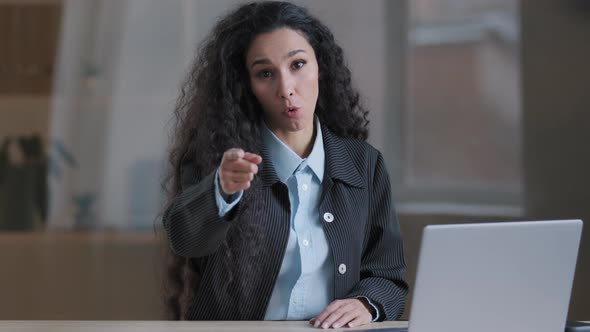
[260,119,333,320]
[214,119,379,321]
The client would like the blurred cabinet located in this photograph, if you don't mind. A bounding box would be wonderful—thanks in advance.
[0,232,164,319]
[0,2,62,95]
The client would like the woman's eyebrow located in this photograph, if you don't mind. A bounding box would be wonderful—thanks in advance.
[285,49,306,58]
[251,59,271,68]
[250,49,307,68]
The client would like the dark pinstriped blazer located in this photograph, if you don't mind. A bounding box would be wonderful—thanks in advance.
[163,124,408,321]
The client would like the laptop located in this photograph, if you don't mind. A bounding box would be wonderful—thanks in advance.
[378,219,583,332]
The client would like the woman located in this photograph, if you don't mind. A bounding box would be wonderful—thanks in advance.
[162,1,408,328]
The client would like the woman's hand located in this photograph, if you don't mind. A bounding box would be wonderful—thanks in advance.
[309,298,374,329]
[219,148,262,196]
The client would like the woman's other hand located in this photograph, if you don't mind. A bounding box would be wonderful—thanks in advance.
[309,298,374,329]
[219,148,262,196]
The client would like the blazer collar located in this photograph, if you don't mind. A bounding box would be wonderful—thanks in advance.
[258,123,365,189]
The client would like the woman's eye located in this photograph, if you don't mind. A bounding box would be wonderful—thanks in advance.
[256,70,273,78]
[292,60,306,70]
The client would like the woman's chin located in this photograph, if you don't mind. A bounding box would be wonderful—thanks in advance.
[287,118,313,133]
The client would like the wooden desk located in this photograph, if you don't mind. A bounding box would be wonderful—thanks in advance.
[0,320,408,331]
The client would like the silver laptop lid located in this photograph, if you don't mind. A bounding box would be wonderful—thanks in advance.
[409,219,583,332]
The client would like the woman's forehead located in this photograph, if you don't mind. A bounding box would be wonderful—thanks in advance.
[246,28,313,63]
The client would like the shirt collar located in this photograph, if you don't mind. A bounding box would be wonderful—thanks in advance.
[262,117,325,183]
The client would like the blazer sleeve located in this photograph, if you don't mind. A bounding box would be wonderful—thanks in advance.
[345,151,409,320]
[162,159,240,258]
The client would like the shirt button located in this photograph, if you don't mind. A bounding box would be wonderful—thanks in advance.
[323,212,334,222]
[302,239,309,247]
[301,184,308,191]
[338,263,347,274]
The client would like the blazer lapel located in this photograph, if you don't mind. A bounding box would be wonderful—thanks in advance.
[321,125,365,189]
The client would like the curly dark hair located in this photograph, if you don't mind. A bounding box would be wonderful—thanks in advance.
[162,1,370,320]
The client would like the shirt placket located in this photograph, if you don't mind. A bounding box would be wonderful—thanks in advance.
[287,167,312,319]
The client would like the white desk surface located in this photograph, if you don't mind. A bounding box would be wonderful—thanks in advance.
[0,320,409,331]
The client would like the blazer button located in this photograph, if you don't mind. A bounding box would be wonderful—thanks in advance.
[338,263,347,274]
[323,212,334,222]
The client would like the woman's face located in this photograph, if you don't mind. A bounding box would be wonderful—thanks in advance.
[246,28,319,136]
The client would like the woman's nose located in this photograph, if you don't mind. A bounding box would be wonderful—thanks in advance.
[277,74,295,98]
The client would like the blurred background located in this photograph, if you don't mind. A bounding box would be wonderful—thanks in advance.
[0,0,588,320]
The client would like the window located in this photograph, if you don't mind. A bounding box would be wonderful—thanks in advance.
[394,0,523,216]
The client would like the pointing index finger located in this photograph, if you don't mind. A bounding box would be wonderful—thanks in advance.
[243,152,262,164]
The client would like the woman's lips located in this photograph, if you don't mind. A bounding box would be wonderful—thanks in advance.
[285,106,302,118]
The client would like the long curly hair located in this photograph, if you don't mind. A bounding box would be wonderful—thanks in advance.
[162,1,370,320]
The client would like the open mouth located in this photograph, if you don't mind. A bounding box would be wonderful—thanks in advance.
[285,106,301,118]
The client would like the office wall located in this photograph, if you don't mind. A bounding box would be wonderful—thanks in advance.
[521,0,590,320]
[0,97,50,142]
